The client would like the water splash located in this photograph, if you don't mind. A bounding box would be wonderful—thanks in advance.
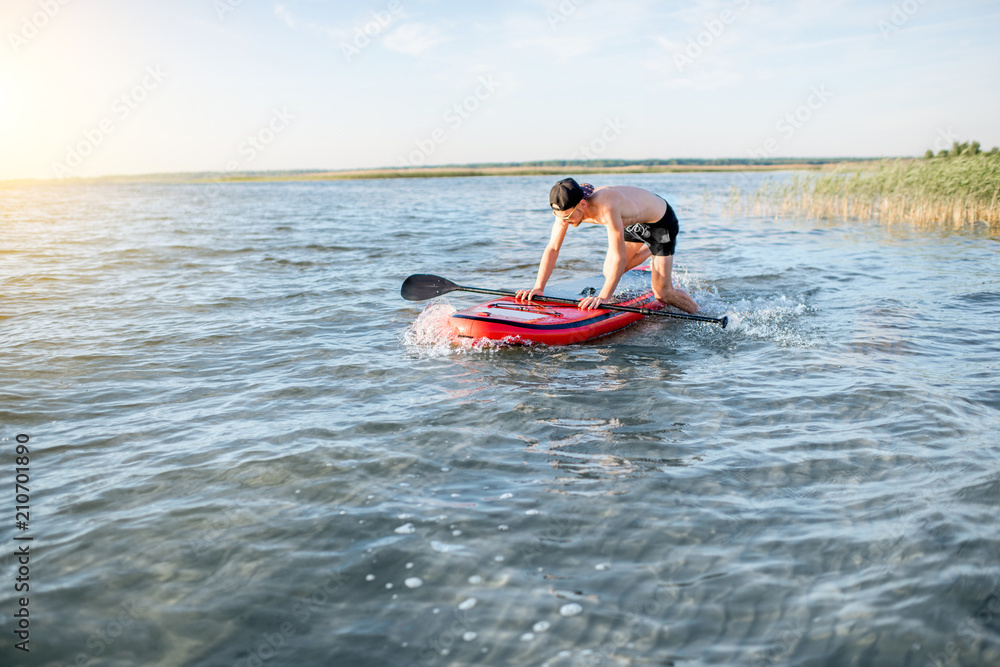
[722,294,814,347]
[400,300,525,356]
[401,301,460,351]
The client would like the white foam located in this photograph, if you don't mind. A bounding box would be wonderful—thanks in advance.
[430,540,471,556]
[458,597,477,610]
[401,302,459,353]
[401,300,528,356]
[718,294,814,347]
[404,577,423,588]
[559,603,583,617]
[400,299,509,357]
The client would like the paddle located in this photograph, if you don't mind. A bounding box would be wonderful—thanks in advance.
[401,274,728,328]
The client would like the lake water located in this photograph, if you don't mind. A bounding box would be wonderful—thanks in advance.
[1,172,999,667]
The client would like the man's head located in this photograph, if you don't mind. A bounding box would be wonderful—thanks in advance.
[549,178,594,225]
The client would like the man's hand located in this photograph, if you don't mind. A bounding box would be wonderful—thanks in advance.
[515,288,543,302]
[578,295,606,310]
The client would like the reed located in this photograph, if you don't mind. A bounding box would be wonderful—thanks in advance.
[725,147,1000,229]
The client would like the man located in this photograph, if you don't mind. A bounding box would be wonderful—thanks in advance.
[515,178,699,313]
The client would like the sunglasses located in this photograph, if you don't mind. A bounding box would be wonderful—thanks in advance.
[555,200,581,221]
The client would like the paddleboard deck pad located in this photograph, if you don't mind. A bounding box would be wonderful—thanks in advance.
[449,267,661,345]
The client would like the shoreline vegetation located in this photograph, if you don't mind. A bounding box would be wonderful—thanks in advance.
[1,157,875,188]
[726,143,1000,228]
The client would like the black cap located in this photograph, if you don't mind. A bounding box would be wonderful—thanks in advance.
[549,178,583,211]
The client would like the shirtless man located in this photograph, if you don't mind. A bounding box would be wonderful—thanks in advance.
[515,178,699,313]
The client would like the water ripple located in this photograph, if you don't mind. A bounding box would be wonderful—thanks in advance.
[2,176,999,666]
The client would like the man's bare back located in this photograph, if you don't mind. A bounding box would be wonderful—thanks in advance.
[584,185,668,229]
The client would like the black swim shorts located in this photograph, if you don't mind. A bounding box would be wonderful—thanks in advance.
[623,197,679,257]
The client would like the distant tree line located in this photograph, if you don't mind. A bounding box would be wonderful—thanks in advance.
[924,141,1000,159]
[454,157,876,169]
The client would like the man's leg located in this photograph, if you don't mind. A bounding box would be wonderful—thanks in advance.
[651,254,699,313]
[624,242,650,270]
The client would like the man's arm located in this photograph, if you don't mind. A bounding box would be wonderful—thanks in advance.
[579,212,626,309]
[516,219,568,302]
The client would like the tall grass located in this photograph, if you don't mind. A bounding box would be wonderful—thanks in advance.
[725,151,1000,228]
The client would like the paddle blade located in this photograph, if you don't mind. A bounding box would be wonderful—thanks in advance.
[401,274,461,301]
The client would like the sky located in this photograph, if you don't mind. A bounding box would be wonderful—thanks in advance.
[1,0,998,180]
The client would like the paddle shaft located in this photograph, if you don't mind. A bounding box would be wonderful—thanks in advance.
[449,283,728,328]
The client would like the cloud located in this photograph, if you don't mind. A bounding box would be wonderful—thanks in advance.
[274,4,298,28]
[503,0,667,62]
[382,23,447,57]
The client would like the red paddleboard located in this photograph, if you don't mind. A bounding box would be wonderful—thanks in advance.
[449,267,661,345]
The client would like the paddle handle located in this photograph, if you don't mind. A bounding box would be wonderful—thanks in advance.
[455,285,728,328]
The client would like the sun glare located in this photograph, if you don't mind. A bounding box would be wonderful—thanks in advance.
[0,71,22,128]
